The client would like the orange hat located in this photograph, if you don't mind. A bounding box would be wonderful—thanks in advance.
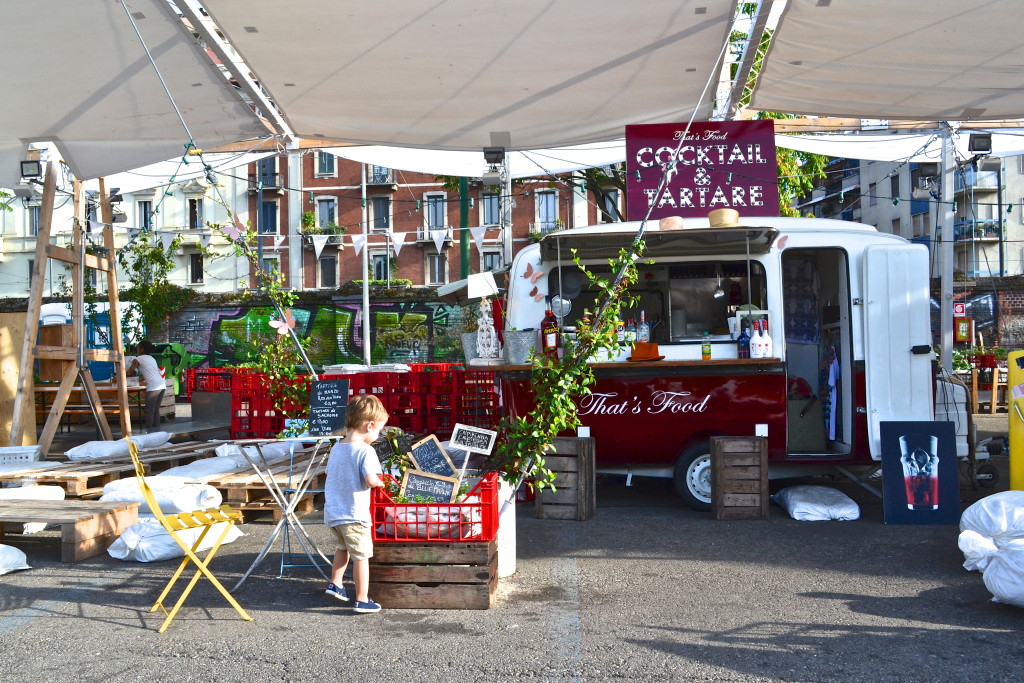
[627,342,665,362]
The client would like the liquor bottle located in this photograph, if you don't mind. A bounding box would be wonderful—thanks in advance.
[541,309,560,357]
[701,331,712,360]
[761,318,774,358]
[579,309,592,332]
[615,318,625,344]
[736,321,750,359]
[637,310,651,343]
[749,320,764,359]
[625,318,637,343]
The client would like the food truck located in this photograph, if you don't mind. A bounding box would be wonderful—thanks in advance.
[499,214,935,509]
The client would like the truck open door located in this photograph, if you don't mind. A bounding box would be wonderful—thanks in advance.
[863,244,934,460]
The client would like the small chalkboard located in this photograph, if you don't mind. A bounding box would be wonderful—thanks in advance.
[308,379,350,436]
[409,435,458,478]
[372,438,396,461]
[400,471,459,503]
[450,423,498,455]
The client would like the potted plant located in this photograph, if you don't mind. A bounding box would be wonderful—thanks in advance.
[459,305,479,362]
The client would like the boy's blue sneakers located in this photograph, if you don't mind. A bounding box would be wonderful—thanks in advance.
[353,598,382,613]
[325,582,349,602]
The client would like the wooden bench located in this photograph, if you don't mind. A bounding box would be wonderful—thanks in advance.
[0,499,140,562]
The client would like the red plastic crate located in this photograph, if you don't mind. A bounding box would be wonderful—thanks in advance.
[427,412,455,438]
[389,414,426,435]
[371,473,498,542]
[426,393,453,411]
[428,370,459,394]
[455,371,496,393]
[390,372,428,395]
[408,363,464,373]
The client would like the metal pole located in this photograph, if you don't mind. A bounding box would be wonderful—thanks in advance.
[459,176,470,279]
[361,165,371,366]
[256,180,264,283]
[939,124,955,372]
[997,161,1005,276]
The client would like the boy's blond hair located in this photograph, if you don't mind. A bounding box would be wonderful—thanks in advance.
[345,394,389,430]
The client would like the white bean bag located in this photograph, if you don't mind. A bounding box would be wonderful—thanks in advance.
[100,477,223,516]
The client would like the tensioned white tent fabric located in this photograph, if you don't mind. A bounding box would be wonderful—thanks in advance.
[93,151,275,195]
[0,0,267,188]
[203,0,735,150]
[327,141,628,179]
[775,130,1024,163]
[751,0,1024,121]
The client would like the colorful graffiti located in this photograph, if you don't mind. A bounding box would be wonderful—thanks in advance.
[167,301,466,369]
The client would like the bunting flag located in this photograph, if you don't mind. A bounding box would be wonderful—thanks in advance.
[351,234,367,256]
[273,234,285,248]
[199,233,211,249]
[312,234,329,260]
[160,232,175,252]
[470,226,487,253]
[430,228,446,254]
[391,231,406,256]
[88,219,104,232]
[222,219,243,241]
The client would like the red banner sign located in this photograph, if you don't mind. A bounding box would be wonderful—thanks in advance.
[625,120,779,221]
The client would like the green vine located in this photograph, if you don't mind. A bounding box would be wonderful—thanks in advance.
[489,239,644,491]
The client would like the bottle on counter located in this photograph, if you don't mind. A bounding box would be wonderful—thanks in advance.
[615,318,626,345]
[625,318,637,343]
[579,309,592,332]
[637,310,650,343]
[749,320,764,359]
[701,331,712,361]
[761,318,773,358]
[541,309,560,357]
[736,321,750,359]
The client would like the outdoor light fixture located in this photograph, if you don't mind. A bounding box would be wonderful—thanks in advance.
[917,162,939,178]
[20,160,42,178]
[481,171,502,187]
[968,133,992,154]
[483,147,505,165]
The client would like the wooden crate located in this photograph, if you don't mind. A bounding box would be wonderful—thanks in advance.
[369,541,497,609]
[0,499,140,562]
[711,436,769,520]
[535,436,596,520]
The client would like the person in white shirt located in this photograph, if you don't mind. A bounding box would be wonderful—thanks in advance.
[126,340,164,433]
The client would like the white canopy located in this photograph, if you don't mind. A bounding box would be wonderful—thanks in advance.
[0,0,267,188]
[750,0,1024,121]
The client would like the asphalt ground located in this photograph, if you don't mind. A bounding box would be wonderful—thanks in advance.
[1,442,1022,683]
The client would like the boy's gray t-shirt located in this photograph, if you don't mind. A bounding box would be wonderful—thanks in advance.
[324,441,383,528]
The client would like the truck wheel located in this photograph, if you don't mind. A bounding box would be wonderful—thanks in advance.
[674,444,712,511]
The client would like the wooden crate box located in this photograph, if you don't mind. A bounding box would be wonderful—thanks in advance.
[711,436,769,520]
[369,541,497,609]
[535,437,596,521]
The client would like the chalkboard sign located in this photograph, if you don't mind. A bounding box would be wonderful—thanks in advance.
[308,379,350,436]
[450,423,498,455]
[400,471,459,503]
[409,435,458,478]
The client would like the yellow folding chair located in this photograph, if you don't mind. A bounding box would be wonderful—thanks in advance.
[126,439,253,633]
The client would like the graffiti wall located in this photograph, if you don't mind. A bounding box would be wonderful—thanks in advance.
[168,299,468,369]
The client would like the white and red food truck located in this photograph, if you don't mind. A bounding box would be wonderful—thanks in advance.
[499,215,938,509]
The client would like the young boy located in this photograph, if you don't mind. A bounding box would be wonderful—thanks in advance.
[323,394,388,613]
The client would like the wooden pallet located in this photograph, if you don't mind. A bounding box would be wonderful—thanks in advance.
[0,499,140,562]
[711,436,769,520]
[535,437,596,521]
[369,541,498,609]
[0,440,235,497]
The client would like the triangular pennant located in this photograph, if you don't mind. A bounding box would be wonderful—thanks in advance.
[470,226,486,252]
[199,233,211,249]
[391,231,406,257]
[274,234,285,248]
[312,234,329,260]
[351,234,367,256]
[160,233,175,252]
[431,229,446,254]
[89,219,104,232]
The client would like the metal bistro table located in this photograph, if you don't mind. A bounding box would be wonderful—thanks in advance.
[231,438,336,591]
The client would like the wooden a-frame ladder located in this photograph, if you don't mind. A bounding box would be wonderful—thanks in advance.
[8,160,133,455]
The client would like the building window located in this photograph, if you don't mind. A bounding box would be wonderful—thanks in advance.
[891,218,901,236]
[599,189,620,222]
[890,174,900,201]
[138,200,155,230]
[869,182,878,206]
[372,253,390,280]
[912,213,929,237]
[371,165,392,184]
[257,158,277,188]
[189,253,204,284]
[425,194,446,229]
[427,252,446,285]
[28,259,34,289]
[482,193,499,225]
[316,150,335,176]
[27,205,40,236]
[536,191,557,232]
[370,197,391,232]
[188,198,205,230]
[259,200,278,234]
[317,197,337,228]
[261,256,279,274]
[319,255,337,288]
[483,251,502,272]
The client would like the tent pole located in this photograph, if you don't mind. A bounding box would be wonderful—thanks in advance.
[939,123,955,372]
[361,164,372,366]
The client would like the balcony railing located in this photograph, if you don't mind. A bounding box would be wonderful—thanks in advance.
[417,225,453,242]
[530,220,564,235]
[369,166,394,184]
[953,219,1003,242]
[248,173,280,192]
[954,169,999,193]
